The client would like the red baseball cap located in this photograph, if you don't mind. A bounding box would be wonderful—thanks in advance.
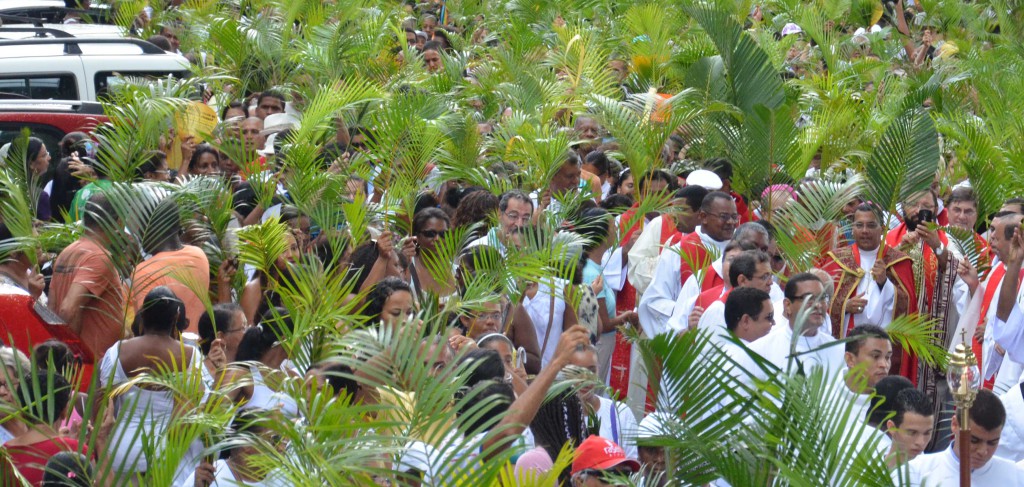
[571,436,641,475]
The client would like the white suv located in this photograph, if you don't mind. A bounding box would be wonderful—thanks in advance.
[0,26,190,101]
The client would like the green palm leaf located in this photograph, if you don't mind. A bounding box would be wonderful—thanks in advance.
[863,108,940,215]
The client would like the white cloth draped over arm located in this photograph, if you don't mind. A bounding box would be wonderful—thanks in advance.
[856,278,895,327]
[626,217,665,296]
[637,242,682,338]
[667,293,699,334]
[602,247,626,293]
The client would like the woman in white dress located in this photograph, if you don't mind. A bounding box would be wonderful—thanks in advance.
[100,286,207,485]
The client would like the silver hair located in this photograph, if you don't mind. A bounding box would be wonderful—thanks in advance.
[0,347,29,372]
[733,222,770,242]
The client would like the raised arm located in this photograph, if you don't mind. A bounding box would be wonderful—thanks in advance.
[480,324,590,459]
[996,229,1024,321]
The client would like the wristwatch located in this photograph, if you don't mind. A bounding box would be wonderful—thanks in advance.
[936,243,946,258]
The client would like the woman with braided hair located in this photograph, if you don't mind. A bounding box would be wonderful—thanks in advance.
[515,388,589,484]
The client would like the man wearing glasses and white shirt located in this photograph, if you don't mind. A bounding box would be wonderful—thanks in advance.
[751,272,844,376]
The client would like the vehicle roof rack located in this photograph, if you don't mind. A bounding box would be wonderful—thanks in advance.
[0,26,73,38]
[0,7,114,26]
[0,36,167,55]
[0,15,46,29]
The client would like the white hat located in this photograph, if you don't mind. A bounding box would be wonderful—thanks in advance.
[396,441,439,483]
[260,113,299,135]
[686,169,723,191]
[637,412,673,441]
[781,23,803,36]
[259,132,278,156]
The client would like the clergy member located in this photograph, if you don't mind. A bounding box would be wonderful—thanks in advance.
[714,287,774,411]
[909,389,1024,485]
[750,273,844,375]
[627,184,708,295]
[696,250,774,342]
[666,241,750,333]
[637,192,737,337]
[978,212,1024,391]
[884,388,932,484]
[821,204,916,338]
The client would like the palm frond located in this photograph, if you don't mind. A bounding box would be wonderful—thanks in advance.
[0,130,38,266]
[863,108,940,215]
[236,217,290,275]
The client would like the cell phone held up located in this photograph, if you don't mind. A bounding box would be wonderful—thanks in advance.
[906,208,935,232]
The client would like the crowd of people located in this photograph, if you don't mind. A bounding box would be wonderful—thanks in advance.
[1,0,1024,486]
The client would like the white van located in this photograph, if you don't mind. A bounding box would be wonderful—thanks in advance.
[0,26,190,101]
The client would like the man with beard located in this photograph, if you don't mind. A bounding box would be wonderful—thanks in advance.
[821,204,917,338]
[886,190,970,452]
[467,190,533,256]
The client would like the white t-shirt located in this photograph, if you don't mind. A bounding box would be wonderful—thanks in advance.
[595,396,639,459]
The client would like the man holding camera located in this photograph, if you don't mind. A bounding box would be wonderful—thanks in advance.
[886,190,972,453]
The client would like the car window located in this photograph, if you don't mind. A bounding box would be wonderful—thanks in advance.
[94,70,191,100]
[0,122,65,168]
[0,74,78,100]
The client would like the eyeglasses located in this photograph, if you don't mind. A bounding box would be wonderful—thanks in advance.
[223,318,250,334]
[419,229,447,239]
[473,311,503,322]
[503,211,531,223]
[752,273,773,282]
[707,212,740,222]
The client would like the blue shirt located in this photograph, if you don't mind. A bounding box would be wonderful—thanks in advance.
[583,259,615,318]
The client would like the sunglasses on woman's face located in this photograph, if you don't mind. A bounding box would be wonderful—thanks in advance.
[419,229,446,239]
